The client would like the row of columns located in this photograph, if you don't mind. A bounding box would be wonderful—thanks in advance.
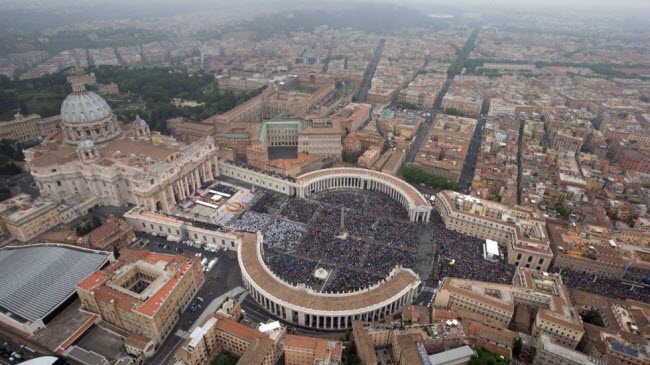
[150,160,217,212]
[66,120,119,142]
[305,176,431,222]
[413,210,431,222]
[244,279,418,330]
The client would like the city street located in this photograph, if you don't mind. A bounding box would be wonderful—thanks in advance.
[404,76,453,165]
[355,39,385,102]
[0,334,37,364]
[458,113,487,192]
[139,232,243,365]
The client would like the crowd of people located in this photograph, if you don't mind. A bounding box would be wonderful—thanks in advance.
[229,211,271,232]
[314,190,410,221]
[548,267,650,303]
[281,198,319,223]
[212,183,238,196]
[250,189,649,304]
[345,212,376,237]
[428,211,515,286]
[374,219,419,250]
[290,192,423,290]
[364,191,410,220]
[251,193,285,214]
[325,268,382,293]
[297,230,367,268]
[314,191,366,211]
[363,244,417,275]
[263,219,306,250]
[264,253,323,289]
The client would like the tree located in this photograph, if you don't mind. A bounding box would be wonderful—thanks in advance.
[18,101,29,115]
[396,102,418,110]
[113,245,121,260]
[340,330,352,342]
[582,309,605,327]
[0,162,21,175]
[402,165,462,191]
[512,337,522,358]
[211,353,238,365]
[342,342,361,365]
[555,204,570,219]
[444,108,465,117]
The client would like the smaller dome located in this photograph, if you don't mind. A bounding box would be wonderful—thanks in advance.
[132,115,148,129]
[77,139,95,150]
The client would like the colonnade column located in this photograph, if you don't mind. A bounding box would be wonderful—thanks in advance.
[176,180,184,200]
[168,185,176,205]
[195,169,201,188]
[160,188,169,212]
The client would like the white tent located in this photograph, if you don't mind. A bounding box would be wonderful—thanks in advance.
[483,239,500,261]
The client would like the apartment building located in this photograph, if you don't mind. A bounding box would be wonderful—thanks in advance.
[550,129,585,156]
[533,334,603,365]
[413,115,476,182]
[284,335,342,365]
[3,198,61,242]
[435,191,553,271]
[298,118,342,160]
[76,249,205,345]
[175,314,285,365]
[547,224,626,278]
[331,103,371,132]
[0,113,60,142]
[397,74,445,109]
[434,267,584,349]
[351,319,466,365]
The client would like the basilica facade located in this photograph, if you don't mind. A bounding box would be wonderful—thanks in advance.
[25,84,220,213]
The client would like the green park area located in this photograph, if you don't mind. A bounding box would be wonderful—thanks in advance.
[469,348,510,365]
[0,73,69,121]
[402,164,462,192]
[211,352,238,365]
[0,67,263,133]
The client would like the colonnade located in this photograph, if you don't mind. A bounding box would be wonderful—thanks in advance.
[243,279,418,330]
[147,160,218,212]
[301,174,431,222]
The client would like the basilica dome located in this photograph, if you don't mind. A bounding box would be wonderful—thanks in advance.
[61,84,122,145]
[61,84,113,124]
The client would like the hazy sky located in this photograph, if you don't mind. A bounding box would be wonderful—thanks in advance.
[2,0,649,9]
[395,0,650,11]
[0,0,648,18]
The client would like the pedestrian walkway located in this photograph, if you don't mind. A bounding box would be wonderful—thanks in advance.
[177,286,246,338]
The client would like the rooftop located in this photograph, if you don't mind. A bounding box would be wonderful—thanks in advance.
[0,244,109,323]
